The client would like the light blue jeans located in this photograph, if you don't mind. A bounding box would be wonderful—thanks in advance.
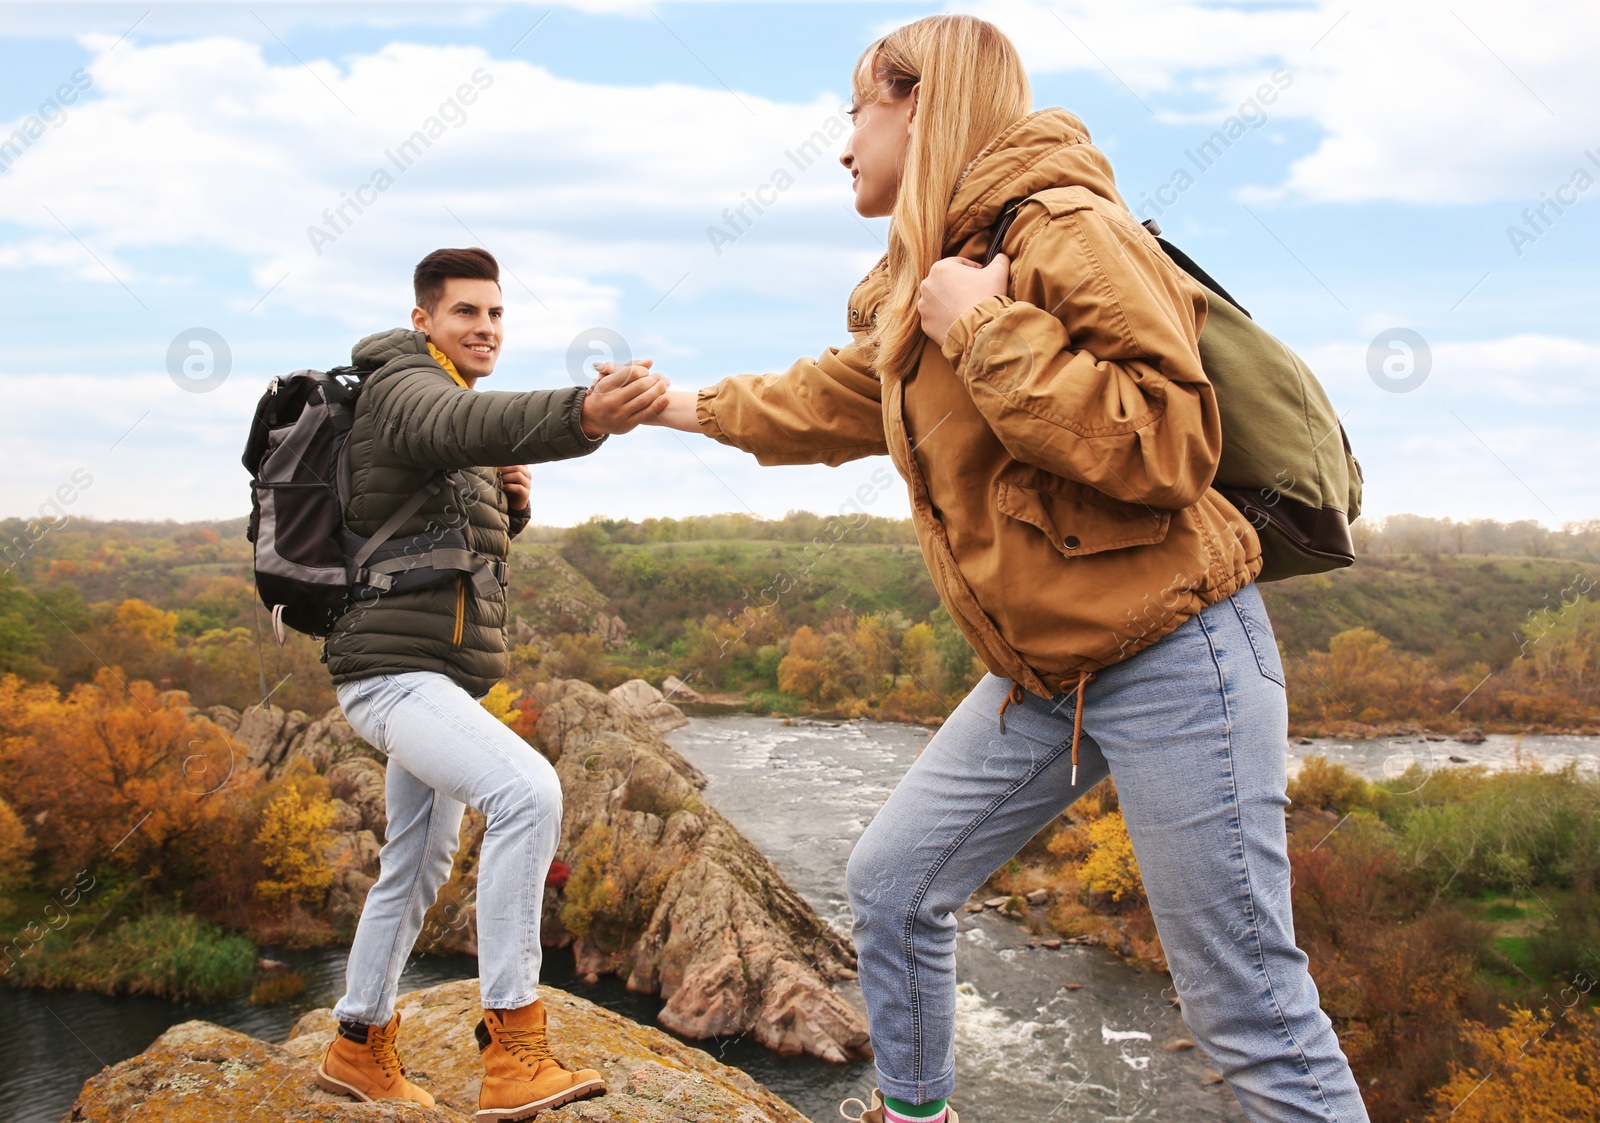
[332,670,562,1024]
[846,583,1369,1121]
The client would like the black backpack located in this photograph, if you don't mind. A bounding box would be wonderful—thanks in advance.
[242,368,505,640]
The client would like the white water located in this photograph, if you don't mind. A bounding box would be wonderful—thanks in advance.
[668,715,1251,1122]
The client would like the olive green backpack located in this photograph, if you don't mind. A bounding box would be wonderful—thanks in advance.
[986,199,1363,582]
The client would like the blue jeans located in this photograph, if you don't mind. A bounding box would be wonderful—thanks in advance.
[332,670,562,1024]
[845,583,1368,1121]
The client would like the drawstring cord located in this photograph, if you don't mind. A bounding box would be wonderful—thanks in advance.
[1065,669,1095,787]
[996,681,1026,734]
[995,670,1096,786]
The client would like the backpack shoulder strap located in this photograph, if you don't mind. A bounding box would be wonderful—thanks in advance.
[1143,226,1252,319]
[980,197,1254,320]
[350,477,445,571]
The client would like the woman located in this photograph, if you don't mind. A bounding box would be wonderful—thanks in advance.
[642,15,1369,1123]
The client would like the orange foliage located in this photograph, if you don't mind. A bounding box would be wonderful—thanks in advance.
[0,669,254,883]
[1426,1005,1600,1121]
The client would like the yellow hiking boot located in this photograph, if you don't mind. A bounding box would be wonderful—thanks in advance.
[314,1011,435,1107]
[840,1089,960,1123]
[476,998,607,1120]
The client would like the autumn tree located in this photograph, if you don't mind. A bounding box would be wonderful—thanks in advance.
[777,626,825,700]
[0,669,249,883]
[254,783,336,908]
[1426,1006,1600,1121]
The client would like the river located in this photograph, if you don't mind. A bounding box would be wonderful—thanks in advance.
[3,716,1593,1122]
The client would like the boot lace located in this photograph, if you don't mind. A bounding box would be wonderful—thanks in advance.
[839,1098,869,1122]
[499,1023,559,1069]
[368,1022,406,1079]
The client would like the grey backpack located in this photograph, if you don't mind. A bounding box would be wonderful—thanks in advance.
[242,368,506,639]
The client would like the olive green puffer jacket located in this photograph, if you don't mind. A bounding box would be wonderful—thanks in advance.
[323,328,602,695]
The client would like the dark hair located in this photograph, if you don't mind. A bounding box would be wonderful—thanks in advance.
[413,247,500,312]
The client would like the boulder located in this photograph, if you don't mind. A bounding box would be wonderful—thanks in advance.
[66,981,808,1122]
[327,756,389,836]
[234,705,294,769]
[324,829,382,925]
[205,704,241,733]
[660,675,706,704]
[607,679,688,734]
[327,798,364,832]
[533,680,869,1064]
[282,710,370,774]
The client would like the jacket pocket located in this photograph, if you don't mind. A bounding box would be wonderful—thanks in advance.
[996,480,1171,558]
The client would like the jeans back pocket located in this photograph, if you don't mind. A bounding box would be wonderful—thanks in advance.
[1230,583,1286,687]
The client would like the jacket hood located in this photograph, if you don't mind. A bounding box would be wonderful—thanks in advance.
[944,108,1127,253]
[352,328,430,372]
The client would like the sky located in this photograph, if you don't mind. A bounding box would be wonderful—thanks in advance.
[1,0,1596,531]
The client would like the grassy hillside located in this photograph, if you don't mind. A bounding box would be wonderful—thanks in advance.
[1260,554,1599,670]
[2,511,1597,730]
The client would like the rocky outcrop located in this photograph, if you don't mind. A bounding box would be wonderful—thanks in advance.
[203,680,868,1064]
[608,678,689,733]
[660,675,706,704]
[505,546,629,650]
[64,981,810,1122]
[533,680,870,1063]
[195,702,369,774]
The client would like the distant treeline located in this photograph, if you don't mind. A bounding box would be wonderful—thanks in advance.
[1354,514,1600,561]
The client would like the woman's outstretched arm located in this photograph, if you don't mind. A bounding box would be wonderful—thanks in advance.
[648,388,702,432]
[638,337,888,466]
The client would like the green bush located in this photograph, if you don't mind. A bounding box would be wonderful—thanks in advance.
[1289,755,1378,814]
[744,689,805,716]
[1386,763,1600,900]
[10,911,256,1001]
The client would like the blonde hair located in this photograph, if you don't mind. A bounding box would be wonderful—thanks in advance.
[852,16,1031,381]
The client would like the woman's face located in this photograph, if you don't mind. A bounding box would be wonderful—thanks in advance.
[841,77,917,218]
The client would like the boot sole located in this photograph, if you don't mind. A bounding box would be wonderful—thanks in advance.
[475,1076,608,1121]
[314,1064,374,1102]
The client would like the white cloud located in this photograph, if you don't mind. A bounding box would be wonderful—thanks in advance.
[0,34,864,338]
[1297,332,1600,524]
[967,0,1600,205]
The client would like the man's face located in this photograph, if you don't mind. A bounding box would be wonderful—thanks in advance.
[411,276,504,382]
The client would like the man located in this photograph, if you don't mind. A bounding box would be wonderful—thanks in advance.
[314,247,665,1119]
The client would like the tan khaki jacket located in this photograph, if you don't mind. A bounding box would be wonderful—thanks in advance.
[696,108,1263,705]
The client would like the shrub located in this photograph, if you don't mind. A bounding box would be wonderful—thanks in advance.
[1426,1005,1600,1121]
[560,822,683,950]
[1288,755,1376,814]
[12,911,255,1001]
[480,682,522,725]
[254,785,336,908]
[1078,811,1144,904]
[249,967,307,1005]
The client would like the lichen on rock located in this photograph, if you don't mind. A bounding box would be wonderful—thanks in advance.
[63,981,812,1122]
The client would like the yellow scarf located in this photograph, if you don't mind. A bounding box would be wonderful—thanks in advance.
[427,342,471,389]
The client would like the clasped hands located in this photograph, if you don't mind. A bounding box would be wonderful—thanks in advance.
[498,358,669,509]
[547,247,1010,466]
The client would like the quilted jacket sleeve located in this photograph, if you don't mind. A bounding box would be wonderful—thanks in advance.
[367,366,604,469]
